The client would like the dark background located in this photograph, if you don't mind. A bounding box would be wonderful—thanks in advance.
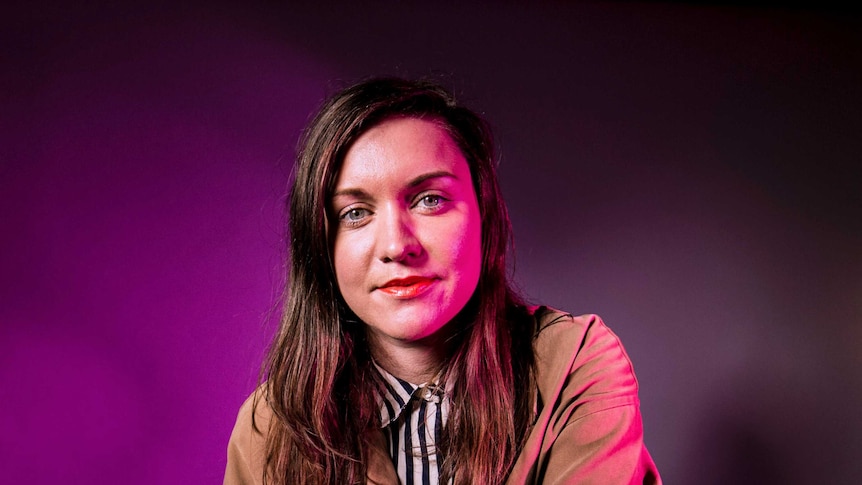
[2,2,860,483]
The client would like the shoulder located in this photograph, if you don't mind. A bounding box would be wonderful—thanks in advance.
[530,308,640,415]
[232,386,273,440]
[225,387,271,485]
[510,309,661,484]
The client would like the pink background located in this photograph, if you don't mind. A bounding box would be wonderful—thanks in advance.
[2,2,860,484]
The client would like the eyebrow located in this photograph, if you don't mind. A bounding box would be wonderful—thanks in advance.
[407,170,458,188]
[331,170,458,199]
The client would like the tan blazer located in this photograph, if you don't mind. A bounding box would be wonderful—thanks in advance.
[224,310,661,484]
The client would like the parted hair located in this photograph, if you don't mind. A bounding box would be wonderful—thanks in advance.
[258,78,537,485]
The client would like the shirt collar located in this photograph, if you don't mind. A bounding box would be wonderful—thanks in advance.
[373,362,444,428]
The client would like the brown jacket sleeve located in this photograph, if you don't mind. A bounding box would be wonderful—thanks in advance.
[223,390,399,485]
[224,391,269,485]
[507,311,661,484]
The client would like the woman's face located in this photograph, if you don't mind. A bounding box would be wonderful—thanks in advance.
[330,116,482,353]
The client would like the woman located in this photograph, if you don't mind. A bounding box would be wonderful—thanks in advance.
[225,78,661,485]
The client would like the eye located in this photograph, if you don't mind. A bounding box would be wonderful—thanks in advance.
[419,194,442,208]
[413,192,449,213]
[339,207,371,226]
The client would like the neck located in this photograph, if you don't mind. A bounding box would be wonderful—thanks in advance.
[367,332,446,384]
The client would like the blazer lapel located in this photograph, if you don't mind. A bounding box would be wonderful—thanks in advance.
[366,428,398,484]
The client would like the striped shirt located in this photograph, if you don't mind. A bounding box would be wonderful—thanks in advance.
[374,363,450,485]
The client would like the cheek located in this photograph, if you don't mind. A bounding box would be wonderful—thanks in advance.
[332,235,364,293]
[448,215,483,282]
[455,224,482,267]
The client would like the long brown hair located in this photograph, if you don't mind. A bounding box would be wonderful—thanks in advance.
[259,78,536,484]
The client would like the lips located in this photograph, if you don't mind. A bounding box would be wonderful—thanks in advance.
[377,276,436,298]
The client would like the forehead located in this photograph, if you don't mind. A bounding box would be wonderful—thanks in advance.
[335,117,470,188]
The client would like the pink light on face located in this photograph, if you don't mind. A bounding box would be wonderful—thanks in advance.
[331,117,483,354]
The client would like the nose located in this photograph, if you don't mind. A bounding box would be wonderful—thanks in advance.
[377,205,422,263]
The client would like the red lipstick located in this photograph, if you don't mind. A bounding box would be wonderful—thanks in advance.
[378,276,435,298]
